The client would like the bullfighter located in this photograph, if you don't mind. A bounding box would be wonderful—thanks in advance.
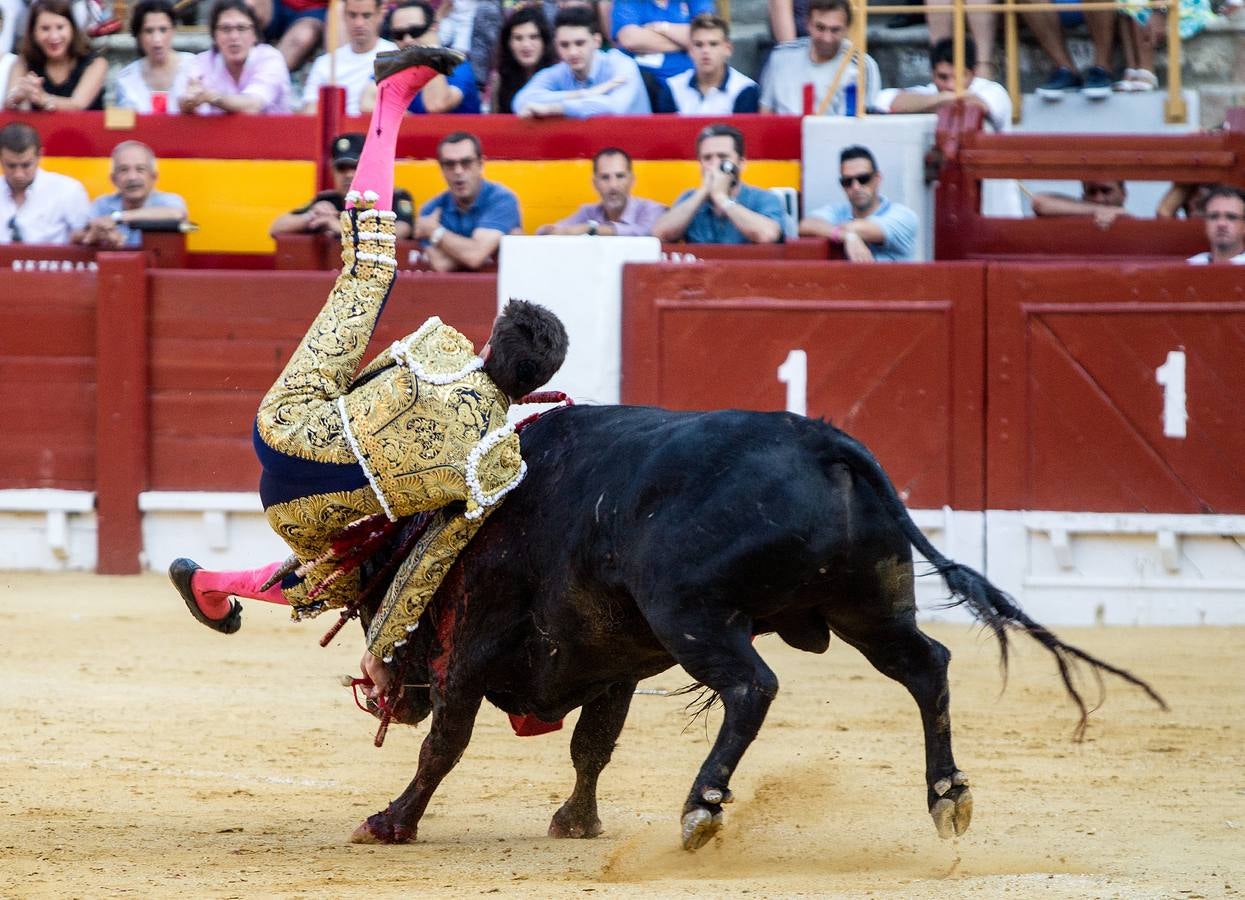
[168,45,569,699]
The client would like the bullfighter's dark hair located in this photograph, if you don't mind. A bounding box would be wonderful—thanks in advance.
[840,144,877,170]
[483,300,569,400]
[930,36,976,71]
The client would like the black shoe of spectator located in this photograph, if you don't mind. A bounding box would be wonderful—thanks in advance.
[1036,67,1082,100]
[374,46,466,83]
[1081,66,1113,100]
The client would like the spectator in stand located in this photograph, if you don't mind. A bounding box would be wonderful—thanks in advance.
[302,0,395,114]
[114,0,194,113]
[1116,0,1214,93]
[180,0,294,114]
[536,147,665,235]
[924,0,996,81]
[1157,182,1212,219]
[0,5,17,93]
[767,0,808,42]
[0,121,89,245]
[875,37,1010,131]
[359,1,479,114]
[654,13,757,115]
[4,0,107,111]
[611,0,714,107]
[75,141,187,248]
[436,0,479,60]
[471,0,555,92]
[1,0,19,56]
[489,5,556,114]
[415,131,521,271]
[270,133,415,239]
[1021,0,1114,100]
[1031,180,1128,229]
[652,123,783,245]
[1187,185,1245,265]
[799,145,918,262]
[513,5,649,117]
[257,0,330,72]
[759,0,879,116]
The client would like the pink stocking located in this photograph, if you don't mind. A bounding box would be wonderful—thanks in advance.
[348,66,440,212]
[191,560,290,618]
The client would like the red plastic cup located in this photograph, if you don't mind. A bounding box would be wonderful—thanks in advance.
[150,91,167,114]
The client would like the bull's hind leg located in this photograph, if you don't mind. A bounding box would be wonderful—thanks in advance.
[549,680,637,839]
[351,694,483,844]
[649,613,778,851]
[831,618,972,839]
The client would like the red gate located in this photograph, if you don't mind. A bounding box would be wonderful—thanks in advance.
[622,261,986,509]
[986,263,1245,513]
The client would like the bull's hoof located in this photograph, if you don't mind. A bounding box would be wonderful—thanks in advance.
[548,804,603,839]
[681,807,723,851]
[350,809,413,844]
[929,771,972,838]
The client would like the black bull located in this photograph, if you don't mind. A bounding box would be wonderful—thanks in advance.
[350,404,1166,850]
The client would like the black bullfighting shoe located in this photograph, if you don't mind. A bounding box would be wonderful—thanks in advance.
[169,557,243,635]
[374,45,465,83]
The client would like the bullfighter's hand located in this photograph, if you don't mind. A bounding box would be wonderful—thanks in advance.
[360,650,392,699]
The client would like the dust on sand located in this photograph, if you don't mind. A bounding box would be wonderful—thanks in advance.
[1,573,1241,898]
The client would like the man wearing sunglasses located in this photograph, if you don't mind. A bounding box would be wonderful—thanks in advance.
[301,0,396,115]
[0,122,90,246]
[270,132,414,239]
[358,0,480,115]
[414,131,521,271]
[1187,185,1245,265]
[798,144,918,262]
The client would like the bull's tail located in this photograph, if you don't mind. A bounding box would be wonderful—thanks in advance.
[831,431,1168,739]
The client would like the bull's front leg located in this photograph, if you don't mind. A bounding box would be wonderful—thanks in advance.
[350,694,483,844]
[548,680,637,839]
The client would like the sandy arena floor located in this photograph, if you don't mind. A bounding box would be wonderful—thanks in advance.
[0,572,1242,898]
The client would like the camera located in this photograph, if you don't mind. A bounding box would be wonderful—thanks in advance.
[719,160,739,188]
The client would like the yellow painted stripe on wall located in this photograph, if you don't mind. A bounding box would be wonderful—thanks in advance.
[44,157,800,253]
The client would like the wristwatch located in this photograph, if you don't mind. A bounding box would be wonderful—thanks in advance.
[586,219,600,236]
[111,210,124,224]
[430,225,446,246]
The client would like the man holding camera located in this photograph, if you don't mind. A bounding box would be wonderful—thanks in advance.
[651,123,784,245]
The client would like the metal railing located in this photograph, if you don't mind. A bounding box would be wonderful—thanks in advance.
[778,0,1187,124]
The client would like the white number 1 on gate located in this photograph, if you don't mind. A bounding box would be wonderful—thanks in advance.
[778,349,807,416]
[1155,349,1187,439]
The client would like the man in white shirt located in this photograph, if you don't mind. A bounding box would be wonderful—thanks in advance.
[654,13,758,115]
[759,0,880,116]
[874,37,1010,132]
[302,0,396,115]
[0,122,90,246]
[1187,186,1245,265]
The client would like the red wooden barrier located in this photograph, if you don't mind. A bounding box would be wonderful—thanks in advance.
[147,269,498,492]
[986,263,1245,514]
[933,103,1245,261]
[0,233,189,270]
[661,238,834,260]
[274,233,441,270]
[95,253,148,573]
[0,269,97,489]
[622,261,987,509]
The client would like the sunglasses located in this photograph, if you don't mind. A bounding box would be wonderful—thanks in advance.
[7,214,22,243]
[839,172,875,188]
[391,23,431,40]
[438,156,479,171]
